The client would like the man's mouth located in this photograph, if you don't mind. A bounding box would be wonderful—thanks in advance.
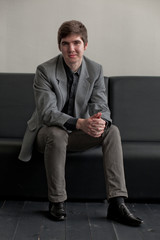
[69,54,77,58]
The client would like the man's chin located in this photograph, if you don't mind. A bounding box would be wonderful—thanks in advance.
[68,59,78,65]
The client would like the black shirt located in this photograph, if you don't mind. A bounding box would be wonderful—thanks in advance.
[62,60,81,130]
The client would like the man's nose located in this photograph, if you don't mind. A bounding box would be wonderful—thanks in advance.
[68,43,75,51]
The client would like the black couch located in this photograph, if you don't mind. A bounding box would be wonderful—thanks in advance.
[0,73,160,201]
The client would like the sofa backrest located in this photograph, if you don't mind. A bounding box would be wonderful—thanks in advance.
[108,76,160,142]
[0,73,35,138]
[1,74,160,142]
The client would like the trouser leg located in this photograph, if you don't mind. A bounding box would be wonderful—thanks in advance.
[36,126,102,202]
[36,124,128,202]
[67,125,128,200]
[102,125,128,200]
[36,126,68,203]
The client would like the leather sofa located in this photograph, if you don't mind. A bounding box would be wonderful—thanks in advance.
[0,73,160,201]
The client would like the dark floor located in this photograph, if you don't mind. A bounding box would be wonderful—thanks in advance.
[0,200,160,240]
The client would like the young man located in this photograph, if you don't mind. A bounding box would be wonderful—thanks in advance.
[19,20,142,226]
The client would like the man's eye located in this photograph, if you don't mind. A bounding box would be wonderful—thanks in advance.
[62,42,68,46]
[74,41,81,45]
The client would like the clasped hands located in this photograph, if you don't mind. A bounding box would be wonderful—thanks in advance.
[76,112,106,138]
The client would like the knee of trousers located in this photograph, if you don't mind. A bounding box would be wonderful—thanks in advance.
[109,125,121,138]
[103,124,121,145]
[46,126,69,146]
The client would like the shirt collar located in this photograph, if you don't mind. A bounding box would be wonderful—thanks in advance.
[63,58,81,76]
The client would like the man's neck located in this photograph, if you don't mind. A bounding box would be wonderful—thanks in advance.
[62,56,83,73]
[63,59,82,77]
[67,62,81,73]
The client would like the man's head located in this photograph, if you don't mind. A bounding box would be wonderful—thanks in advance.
[58,20,88,72]
[58,20,88,47]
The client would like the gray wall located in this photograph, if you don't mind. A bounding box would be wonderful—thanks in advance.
[1,0,160,76]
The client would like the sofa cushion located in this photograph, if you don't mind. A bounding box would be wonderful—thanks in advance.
[109,76,160,141]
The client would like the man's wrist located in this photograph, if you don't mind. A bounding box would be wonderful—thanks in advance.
[76,118,84,130]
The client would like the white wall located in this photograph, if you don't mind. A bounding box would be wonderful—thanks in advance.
[0,0,160,76]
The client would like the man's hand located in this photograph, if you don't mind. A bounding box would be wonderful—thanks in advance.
[76,112,106,138]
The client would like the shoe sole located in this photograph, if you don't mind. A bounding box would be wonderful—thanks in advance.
[107,214,142,227]
[49,212,66,221]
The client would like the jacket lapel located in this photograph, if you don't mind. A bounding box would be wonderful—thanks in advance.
[74,58,91,115]
[56,55,68,106]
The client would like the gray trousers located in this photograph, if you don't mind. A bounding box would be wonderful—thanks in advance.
[36,125,128,203]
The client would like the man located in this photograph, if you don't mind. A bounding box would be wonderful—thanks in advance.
[19,20,142,226]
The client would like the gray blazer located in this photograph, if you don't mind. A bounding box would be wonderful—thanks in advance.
[19,54,112,162]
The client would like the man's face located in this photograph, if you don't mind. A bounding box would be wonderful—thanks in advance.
[59,34,88,71]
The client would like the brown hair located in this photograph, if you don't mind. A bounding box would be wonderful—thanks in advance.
[58,20,88,46]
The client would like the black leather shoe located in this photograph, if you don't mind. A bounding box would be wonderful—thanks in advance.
[107,203,143,226]
[49,202,66,221]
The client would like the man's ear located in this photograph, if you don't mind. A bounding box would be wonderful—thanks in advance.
[84,42,88,51]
